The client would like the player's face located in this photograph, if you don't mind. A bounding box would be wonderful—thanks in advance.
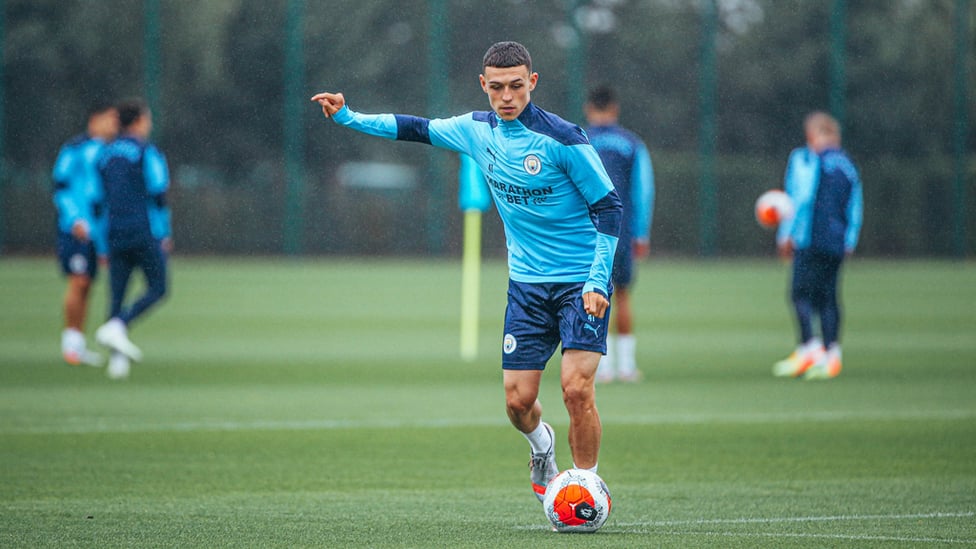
[805,126,830,153]
[480,65,538,121]
[132,110,154,139]
[90,109,119,141]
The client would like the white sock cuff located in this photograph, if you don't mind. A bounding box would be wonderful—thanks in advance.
[524,422,553,454]
[803,338,824,353]
[61,328,84,349]
[573,463,598,474]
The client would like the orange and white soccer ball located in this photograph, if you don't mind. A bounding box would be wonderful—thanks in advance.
[755,189,794,229]
[543,469,612,533]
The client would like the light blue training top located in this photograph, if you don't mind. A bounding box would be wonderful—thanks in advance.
[52,133,108,254]
[331,102,622,297]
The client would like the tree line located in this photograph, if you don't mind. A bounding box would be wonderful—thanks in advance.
[2,0,972,256]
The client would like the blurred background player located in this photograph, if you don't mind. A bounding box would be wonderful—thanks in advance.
[313,41,622,504]
[774,111,863,380]
[95,98,172,379]
[584,86,654,383]
[52,101,118,366]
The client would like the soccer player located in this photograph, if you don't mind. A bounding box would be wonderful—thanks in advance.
[773,111,863,380]
[312,41,622,502]
[94,98,172,379]
[53,101,119,366]
[584,86,654,384]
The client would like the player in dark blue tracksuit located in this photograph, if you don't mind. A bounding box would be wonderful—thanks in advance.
[94,98,172,378]
[774,111,863,380]
[584,86,654,383]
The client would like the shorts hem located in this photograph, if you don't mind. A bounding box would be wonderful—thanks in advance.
[562,344,606,355]
[501,362,548,371]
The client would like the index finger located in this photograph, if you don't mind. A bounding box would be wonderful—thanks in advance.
[310,91,343,105]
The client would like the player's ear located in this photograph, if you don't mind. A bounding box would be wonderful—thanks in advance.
[528,72,539,91]
[479,74,488,94]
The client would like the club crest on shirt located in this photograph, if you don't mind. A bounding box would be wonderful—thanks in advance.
[523,154,541,175]
[503,333,518,354]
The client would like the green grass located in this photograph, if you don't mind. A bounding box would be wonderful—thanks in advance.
[1,257,974,548]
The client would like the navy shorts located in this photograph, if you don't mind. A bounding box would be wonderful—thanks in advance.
[501,280,612,370]
[57,232,98,279]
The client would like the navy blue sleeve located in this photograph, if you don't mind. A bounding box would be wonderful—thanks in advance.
[394,115,432,144]
[589,189,623,239]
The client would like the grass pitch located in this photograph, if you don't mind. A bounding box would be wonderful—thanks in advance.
[1,257,974,548]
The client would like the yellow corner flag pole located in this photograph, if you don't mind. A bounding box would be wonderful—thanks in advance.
[458,153,490,362]
[460,209,482,362]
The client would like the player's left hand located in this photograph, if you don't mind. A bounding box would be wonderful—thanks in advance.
[633,239,650,259]
[583,291,610,319]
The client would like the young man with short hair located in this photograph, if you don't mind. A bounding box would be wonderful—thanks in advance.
[95,98,172,379]
[584,86,655,383]
[312,41,622,502]
[774,111,863,380]
[53,101,119,366]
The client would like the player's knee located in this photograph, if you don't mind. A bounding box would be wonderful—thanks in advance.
[561,380,595,411]
[148,281,168,303]
[68,275,92,293]
[505,392,536,416]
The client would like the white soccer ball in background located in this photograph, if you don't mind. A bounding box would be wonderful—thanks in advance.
[755,189,795,229]
[543,468,612,533]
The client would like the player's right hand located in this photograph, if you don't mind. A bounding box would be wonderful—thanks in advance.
[70,219,90,243]
[777,238,794,259]
[310,92,345,118]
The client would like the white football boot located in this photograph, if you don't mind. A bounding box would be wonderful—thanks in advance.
[106,351,131,380]
[529,422,559,502]
[95,318,143,362]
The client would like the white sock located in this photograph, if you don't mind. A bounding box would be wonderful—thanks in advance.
[110,317,128,333]
[827,343,842,360]
[523,422,553,455]
[802,337,824,355]
[617,334,637,376]
[61,328,84,353]
[573,462,598,474]
[597,335,616,379]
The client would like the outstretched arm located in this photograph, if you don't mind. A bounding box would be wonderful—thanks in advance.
[311,90,475,155]
[310,90,414,142]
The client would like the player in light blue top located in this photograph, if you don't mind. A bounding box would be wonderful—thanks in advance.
[52,101,118,367]
[585,86,655,384]
[313,41,622,504]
